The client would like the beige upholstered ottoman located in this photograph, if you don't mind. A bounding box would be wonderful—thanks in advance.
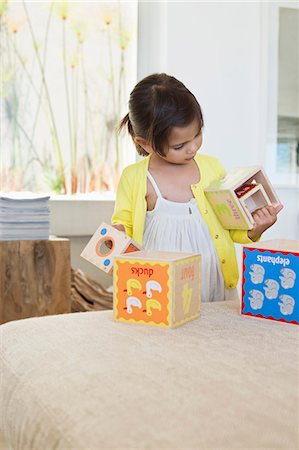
[1,301,298,449]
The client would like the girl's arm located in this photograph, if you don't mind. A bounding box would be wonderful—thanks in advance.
[111,170,133,238]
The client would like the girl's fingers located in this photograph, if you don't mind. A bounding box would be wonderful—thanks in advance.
[252,208,266,221]
[264,205,277,216]
[252,206,277,224]
[112,223,126,232]
[249,205,278,239]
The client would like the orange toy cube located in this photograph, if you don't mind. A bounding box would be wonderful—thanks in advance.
[114,250,201,328]
[80,222,140,275]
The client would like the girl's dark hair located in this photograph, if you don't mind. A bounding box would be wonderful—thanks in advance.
[119,73,204,157]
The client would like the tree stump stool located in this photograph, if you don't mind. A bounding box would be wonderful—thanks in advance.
[0,238,71,324]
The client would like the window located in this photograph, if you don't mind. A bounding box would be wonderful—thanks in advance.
[0,1,137,195]
[264,3,299,187]
[277,7,299,185]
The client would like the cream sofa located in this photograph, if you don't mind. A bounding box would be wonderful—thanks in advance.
[1,301,298,449]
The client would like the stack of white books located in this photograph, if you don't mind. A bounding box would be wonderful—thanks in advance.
[0,192,50,240]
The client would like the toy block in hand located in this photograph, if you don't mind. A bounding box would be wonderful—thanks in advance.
[114,250,201,328]
[80,223,140,275]
[205,166,283,230]
[242,239,299,325]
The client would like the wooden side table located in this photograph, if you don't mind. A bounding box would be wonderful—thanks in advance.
[0,238,71,324]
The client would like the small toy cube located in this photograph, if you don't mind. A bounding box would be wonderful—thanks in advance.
[114,250,201,328]
[81,223,140,275]
[242,239,299,325]
[205,166,282,230]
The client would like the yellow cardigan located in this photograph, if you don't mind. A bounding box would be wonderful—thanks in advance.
[112,153,254,288]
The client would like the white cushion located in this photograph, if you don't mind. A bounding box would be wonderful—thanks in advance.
[1,301,298,449]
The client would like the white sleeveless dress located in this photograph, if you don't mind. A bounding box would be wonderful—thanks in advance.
[143,172,227,303]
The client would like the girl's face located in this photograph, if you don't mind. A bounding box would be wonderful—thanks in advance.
[163,117,203,165]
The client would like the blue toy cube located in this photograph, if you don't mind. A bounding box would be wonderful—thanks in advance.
[242,239,299,325]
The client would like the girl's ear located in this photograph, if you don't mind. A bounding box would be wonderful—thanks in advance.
[134,136,153,154]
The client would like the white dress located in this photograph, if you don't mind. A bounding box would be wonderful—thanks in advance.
[143,172,227,303]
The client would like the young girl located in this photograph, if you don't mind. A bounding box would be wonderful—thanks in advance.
[112,73,278,302]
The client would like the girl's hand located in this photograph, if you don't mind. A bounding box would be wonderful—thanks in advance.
[112,223,126,233]
[105,224,126,250]
[247,205,278,241]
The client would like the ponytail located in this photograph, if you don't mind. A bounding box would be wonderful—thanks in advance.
[119,113,149,156]
[119,113,132,135]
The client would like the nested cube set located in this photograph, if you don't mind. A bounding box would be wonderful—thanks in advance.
[205,166,281,230]
[81,223,200,328]
[81,166,298,327]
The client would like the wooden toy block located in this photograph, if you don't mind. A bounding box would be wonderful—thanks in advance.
[242,239,299,325]
[80,223,141,275]
[205,166,282,230]
[114,250,201,328]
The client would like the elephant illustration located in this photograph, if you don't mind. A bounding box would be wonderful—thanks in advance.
[279,268,296,289]
[263,279,279,299]
[248,289,264,310]
[278,295,295,316]
[249,264,265,284]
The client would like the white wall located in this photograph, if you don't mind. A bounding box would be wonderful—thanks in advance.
[138,1,262,168]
